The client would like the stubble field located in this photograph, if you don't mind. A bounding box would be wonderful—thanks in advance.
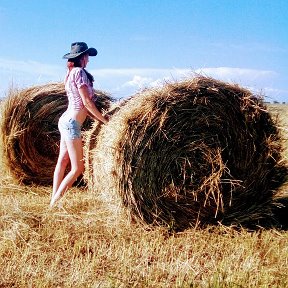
[0,104,287,288]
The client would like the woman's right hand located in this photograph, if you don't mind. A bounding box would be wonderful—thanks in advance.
[103,114,110,124]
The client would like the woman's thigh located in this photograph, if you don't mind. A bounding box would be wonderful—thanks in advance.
[66,138,84,170]
[56,137,69,165]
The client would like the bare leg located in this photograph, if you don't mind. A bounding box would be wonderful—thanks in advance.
[52,138,70,199]
[50,138,84,207]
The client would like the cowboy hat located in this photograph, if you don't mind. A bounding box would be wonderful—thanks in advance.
[63,42,97,59]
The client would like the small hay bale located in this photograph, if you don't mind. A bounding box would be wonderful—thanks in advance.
[0,82,113,186]
[86,76,287,230]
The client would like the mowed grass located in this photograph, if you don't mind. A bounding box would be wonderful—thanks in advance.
[0,104,287,288]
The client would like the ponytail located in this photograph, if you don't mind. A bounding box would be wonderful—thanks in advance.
[83,69,94,84]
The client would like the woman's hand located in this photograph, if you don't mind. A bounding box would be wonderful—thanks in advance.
[103,114,110,123]
[79,86,108,124]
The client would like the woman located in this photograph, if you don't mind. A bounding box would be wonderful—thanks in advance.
[50,42,108,207]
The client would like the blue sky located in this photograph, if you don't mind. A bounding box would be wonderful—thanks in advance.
[0,0,287,102]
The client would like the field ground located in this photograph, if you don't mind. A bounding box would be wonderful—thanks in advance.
[0,104,287,287]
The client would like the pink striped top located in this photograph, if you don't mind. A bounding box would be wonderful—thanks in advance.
[65,67,94,111]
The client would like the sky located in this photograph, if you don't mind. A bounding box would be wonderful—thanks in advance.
[0,0,287,102]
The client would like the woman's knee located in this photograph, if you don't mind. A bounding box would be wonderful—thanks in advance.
[71,163,84,178]
[57,154,70,167]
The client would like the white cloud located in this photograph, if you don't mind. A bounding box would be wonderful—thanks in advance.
[195,67,277,82]
[0,58,63,77]
[90,68,191,98]
[0,58,286,102]
[90,68,190,78]
[92,67,280,99]
[192,67,282,101]
[0,58,63,96]
[122,75,153,88]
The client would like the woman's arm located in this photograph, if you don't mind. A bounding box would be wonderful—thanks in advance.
[79,86,108,124]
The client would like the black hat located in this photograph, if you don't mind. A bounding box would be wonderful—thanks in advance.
[63,42,97,59]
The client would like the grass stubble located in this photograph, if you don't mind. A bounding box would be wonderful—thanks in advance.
[0,104,287,287]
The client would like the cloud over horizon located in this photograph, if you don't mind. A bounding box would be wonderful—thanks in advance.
[0,58,286,102]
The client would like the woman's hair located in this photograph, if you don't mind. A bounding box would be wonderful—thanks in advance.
[66,53,94,84]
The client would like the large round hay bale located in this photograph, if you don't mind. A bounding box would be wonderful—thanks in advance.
[0,82,113,186]
[86,76,287,230]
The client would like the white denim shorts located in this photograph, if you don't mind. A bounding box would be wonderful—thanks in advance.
[58,112,82,140]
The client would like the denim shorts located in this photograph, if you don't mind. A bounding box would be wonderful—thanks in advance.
[58,113,82,140]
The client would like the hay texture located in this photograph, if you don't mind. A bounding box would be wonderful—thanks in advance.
[86,76,287,230]
[0,82,112,185]
[83,103,124,189]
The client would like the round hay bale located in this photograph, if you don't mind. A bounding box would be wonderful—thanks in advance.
[87,76,287,230]
[0,82,113,186]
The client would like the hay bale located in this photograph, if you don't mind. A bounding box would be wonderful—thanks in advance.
[0,82,113,186]
[86,76,287,230]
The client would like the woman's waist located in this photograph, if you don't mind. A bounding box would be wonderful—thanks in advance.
[60,109,87,125]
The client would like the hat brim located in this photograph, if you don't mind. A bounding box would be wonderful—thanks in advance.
[63,47,98,59]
